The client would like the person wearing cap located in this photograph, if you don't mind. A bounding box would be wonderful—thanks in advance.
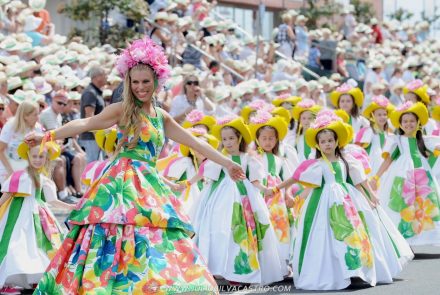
[363,61,385,103]
[149,11,170,49]
[169,74,215,123]
[276,13,296,59]
[79,66,106,163]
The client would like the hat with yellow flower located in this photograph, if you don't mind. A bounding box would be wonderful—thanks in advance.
[17,140,60,161]
[180,127,219,157]
[182,109,216,131]
[305,110,350,149]
[363,95,395,120]
[390,101,429,128]
[403,79,430,104]
[329,83,364,108]
[291,98,322,121]
[211,115,252,144]
[249,110,288,142]
[432,98,440,122]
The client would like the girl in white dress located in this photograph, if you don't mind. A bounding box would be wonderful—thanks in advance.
[276,111,413,290]
[0,142,73,293]
[249,110,291,271]
[193,115,285,285]
[355,95,395,176]
[163,127,219,222]
[373,102,440,246]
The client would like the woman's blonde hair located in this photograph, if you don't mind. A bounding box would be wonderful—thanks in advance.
[115,63,157,153]
[12,100,39,134]
[27,145,53,188]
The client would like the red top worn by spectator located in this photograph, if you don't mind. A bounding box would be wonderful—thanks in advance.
[34,9,51,35]
[372,24,383,44]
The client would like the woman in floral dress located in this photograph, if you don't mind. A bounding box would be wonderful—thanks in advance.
[26,38,245,294]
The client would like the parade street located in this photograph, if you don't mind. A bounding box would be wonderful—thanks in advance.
[53,211,440,295]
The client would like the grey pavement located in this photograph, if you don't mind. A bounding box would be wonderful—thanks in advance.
[53,210,440,295]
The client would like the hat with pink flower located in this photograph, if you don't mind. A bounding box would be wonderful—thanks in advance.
[240,99,274,123]
[363,95,395,119]
[248,110,288,141]
[211,115,252,144]
[403,79,430,104]
[181,109,216,131]
[305,110,349,148]
[116,37,170,90]
[390,101,428,128]
[330,83,364,108]
[291,98,322,121]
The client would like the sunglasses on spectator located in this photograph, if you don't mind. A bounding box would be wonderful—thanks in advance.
[56,101,67,107]
[39,103,45,109]
[73,102,80,106]
[186,81,199,86]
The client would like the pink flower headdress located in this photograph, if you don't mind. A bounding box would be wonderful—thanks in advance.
[297,98,316,109]
[371,95,389,107]
[116,37,170,90]
[396,101,414,112]
[249,110,272,125]
[335,83,353,93]
[312,110,342,129]
[406,79,424,91]
[185,110,204,124]
[217,115,238,125]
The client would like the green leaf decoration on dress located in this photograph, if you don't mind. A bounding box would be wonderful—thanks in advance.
[231,202,247,244]
[358,211,370,236]
[389,176,408,212]
[345,246,362,270]
[398,219,415,238]
[254,212,269,251]
[234,249,253,275]
[329,204,354,241]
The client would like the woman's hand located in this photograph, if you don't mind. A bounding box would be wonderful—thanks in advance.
[226,161,245,182]
[263,187,274,196]
[24,132,44,146]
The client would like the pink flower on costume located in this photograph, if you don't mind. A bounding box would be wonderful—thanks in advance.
[397,101,414,112]
[249,110,272,124]
[276,93,291,100]
[343,194,362,227]
[249,99,268,110]
[185,110,204,124]
[372,95,389,107]
[217,115,237,125]
[402,168,432,206]
[336,83,353,93]
[406,79,424,91]
[297,98,315,109]
[242,197,256,231]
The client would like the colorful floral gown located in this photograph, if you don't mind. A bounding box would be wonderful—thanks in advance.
[355,127,390,176]
[34,108,218,294]
[193,153,284,285]
[291,157,412,290]
[378,135,440,245]
[162,156,204,222]
[0,171,65,288]
[258,152,291,271]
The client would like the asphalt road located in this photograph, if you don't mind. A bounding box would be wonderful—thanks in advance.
[53,210,440,295]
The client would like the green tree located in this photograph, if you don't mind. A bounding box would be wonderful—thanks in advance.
[350,0,375,24]
[299,0,341,29]
[388,8,414,22]
[60,0,148,47]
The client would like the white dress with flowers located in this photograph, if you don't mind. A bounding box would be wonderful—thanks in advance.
[162,156,203,222]
[378,135,440,245]
[193,153,285,285]
[291,157,412,290]
[355,127,390,176]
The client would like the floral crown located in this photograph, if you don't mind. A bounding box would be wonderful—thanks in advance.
[406,79,424,91]
[297,98,316,108]
[396,101,414,112]
[185,110,204,124]
[335,83,353,93]
[371,95,389,107]
[249,110,272,124]
[217,115,238,125]
[312,110,342,129]
[248,99,274,112]
[116,38,170,89]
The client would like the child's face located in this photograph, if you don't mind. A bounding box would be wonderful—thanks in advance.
[300,111,314,130]
[373,108,388,127]
[400,113,418,135]
[338,94,354,113]
[317,131,337,155]
[221,127,240,154]
[404,92,418,103]
[28,146,47,169]
[257,127,277,153]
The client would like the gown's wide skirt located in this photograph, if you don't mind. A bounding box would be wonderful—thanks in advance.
[34,156,218,294]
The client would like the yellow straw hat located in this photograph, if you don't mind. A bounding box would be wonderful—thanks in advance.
[334,109,350,123]
[271,107,291,124]
[272,94,302,107]
[305,111,349,149]
[212,115,252,144]
[248,110,288,141]
[95,128,118,154]
[363,95,395,119]
[432,105,440,122]
[291,99,322,121]
[329,83,364,108]
[17,141,60,161]
[403,79,430,104]
[180,128,219,157]
[390,101,429,128]
[182,110,216,131]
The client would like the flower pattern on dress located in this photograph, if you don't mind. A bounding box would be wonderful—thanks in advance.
[402,168,432,206]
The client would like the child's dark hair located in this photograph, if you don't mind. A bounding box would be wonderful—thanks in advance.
[338,94,359,118]
[221,126,247,152]
[398,112,429,157]
[256,126,279,155]
[315,129,351,180]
